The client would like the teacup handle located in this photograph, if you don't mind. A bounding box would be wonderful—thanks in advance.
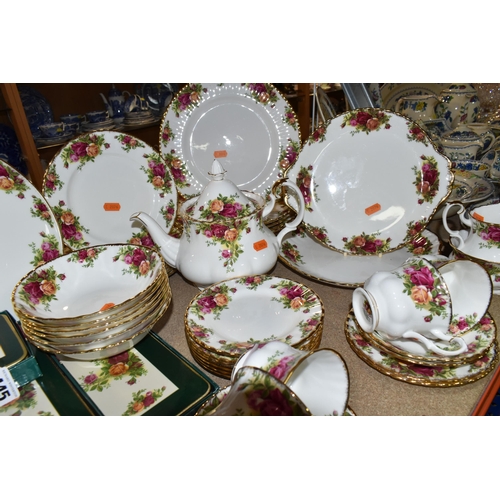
[395,97,404,114]
[442,202,468,248]
[402,331,468,356]
[275,180,306,246]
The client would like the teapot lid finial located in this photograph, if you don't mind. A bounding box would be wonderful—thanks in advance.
[209,159,227,181]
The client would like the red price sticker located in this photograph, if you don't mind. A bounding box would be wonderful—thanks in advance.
[0,367,20,407]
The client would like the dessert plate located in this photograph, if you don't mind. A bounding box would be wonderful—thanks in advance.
[0,160,63,319]
[345,310,498,387]
[185,275,323,356]
[43,131,177,249]
[159,83,301,198]
[286,109,453,255]
[279,227,440,288]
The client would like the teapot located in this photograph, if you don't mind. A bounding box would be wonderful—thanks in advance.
[100,84,130,122]
[435,84,480,129]
[130,159,306,288]
[395,94,439,123]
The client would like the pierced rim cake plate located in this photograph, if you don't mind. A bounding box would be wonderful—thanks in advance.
[279,227,441,288]
[0,160,63,319]
[159,83,301,198]
[285,109,453,256]
[42,131,177,250]
[185,274,324,357]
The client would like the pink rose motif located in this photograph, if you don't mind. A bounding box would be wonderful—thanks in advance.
[150,163,165,178]
[0,165,9,178]
[219,203,238,218]
[197,295,217,313]
[61,224,78,240]
[42,248,60,262]
[408,364,441,377]
[457,318,469,331]
[140,234,155,247]
[108,352,129,365]
[421,163,438,185]
[408,266,435,288]
[177,93,192,110]
[131,248,147,266]
[268,356,296,381]
[487,226,500,242]
[221,249,231,259]
[363,240,377,253]
[24,281,43,302]
[71,142,88,157]
[210,223,229,238]
[355,111,372,126]
[142,392,155,408]
[258,388,293,416]
[84,374,98,384]
[286,285,303,300]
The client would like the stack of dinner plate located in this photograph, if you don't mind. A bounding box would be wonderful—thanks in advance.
[184,274,324,379]
[12,244,171,361]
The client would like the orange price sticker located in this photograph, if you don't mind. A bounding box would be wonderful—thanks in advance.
[214,150,228,158]
[104,203,121,212]
[100,303,115,311]
[365,203,381,216]
[253,240,268,251]
[472,212,484,221]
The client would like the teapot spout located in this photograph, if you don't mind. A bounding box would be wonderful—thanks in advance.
[100,93,113,117]
[130,211,180,268]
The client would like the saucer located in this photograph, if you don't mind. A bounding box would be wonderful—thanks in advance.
[345,310,498,387]
[35,133,74,147]
[279,227,440,288]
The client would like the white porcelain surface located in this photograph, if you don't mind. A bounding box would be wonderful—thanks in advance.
[185,275,323,356]
[43,131,177,249]
[0,160,63,319]
[280,227,441,288]
[286,108,452,254]
[13,244,163,320]
[131,162,305,288]
[159,83,301,198]
[286,348,349,416]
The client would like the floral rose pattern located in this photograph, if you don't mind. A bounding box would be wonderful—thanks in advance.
[43,168,63,197]
[171,84,207,117]
[122,387,167,416]
[405,220,432,255]
[307,124,326,144]
[283,106,298,130]
[233,368,308,416]
[112,245,158,278]
[140,152,174,197]
[30,196,55,227]
[29,232,61,267]
[51,201,90,249]
[396,259,449,323]
[160,199,176,226]
[80,351,148,392]
[476,221,500,250]
[298,313,321,338]
[190,283,236,321]
[0,161,29,197]
[295,165,319,211]
[160,120,175,147]
[270,279,318,311]
[245,83,278,107]
[235,274,273,290]
[127,229,156,249]
[448,313,479,336]
[406,122,429,145]
[341,109,391,135]
[187,319,213,340]
[281,240,305,265]
[161,150,191,190]
[115,133,145,152]
[193,193,256,272]
[18,265,65,311]
[343,232,391,255]
[59,133,110,170]
[278,138,300,172]
[66,245,107,268]
[412,155,440,204]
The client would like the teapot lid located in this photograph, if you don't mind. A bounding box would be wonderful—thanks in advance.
[185,159,257,219]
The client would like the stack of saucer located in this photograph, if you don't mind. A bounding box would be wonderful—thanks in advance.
[184,275,324,379]
[81,118,115,132]
[123,110,157,128]
[347,257,498,386]
[12,244,171,361]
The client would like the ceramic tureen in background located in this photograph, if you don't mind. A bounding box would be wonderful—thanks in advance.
[131,159,305,288]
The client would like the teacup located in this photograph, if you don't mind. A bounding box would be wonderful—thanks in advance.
[452,160,490,177]
[86,110,109,123]
[352,256,490,356]
[395,94,439,123]
[285,348,349,416]
[443,202,500,261]
[212,366,311,416]
[39,122,67,138]
[231,340,310,384]
[60,113,82,125]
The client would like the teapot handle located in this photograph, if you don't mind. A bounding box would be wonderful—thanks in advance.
[442,202,468,248]
[275,180,306,246]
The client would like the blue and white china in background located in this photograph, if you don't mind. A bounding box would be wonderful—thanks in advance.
[395,94,439,123]
[100,84,130,124]
[0,123,28,175]
[17,85,54,138]
[435,84,480,130]
[137,83,176,117]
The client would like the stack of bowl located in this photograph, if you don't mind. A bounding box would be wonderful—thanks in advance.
[12,244,171,361]
[184,275,324,379]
